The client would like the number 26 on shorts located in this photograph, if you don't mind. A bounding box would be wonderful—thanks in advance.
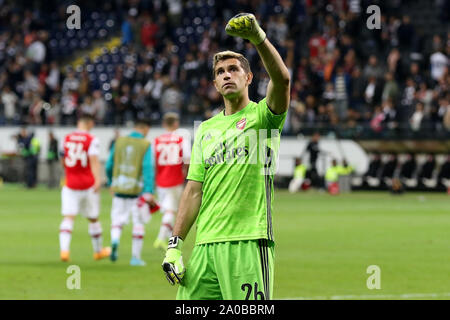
[241,282,265,300]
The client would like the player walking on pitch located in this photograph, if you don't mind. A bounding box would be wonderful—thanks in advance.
[153,113,191,251]
[105,119,157,266]
[162,13,290,299]
[59,114,111,262]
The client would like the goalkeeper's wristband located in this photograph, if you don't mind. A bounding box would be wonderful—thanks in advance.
[163,236,185,285]
[168,236,183,250]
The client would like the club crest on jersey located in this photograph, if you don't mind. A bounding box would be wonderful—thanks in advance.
[236,118,246,130]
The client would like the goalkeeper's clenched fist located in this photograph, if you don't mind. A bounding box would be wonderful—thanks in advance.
[225,13,266,45]
[162,236,185,285]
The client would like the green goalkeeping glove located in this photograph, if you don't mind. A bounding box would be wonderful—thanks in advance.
[225,13,266,46]
[162,236,185,285]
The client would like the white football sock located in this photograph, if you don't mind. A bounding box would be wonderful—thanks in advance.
[59,218,74,252]
[132,224,145,259]
[88,221,103,253]
[111,225,122,244]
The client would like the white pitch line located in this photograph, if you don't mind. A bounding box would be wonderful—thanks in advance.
[279,292,450,300]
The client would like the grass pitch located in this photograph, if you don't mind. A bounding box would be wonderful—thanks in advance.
[0,184,449,300]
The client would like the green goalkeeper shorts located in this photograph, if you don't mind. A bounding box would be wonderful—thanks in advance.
[176,239,274,300]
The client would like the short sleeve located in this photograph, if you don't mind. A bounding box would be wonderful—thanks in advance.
[88,137,100,156]
[257,97,287,131]
[186,124,205,182]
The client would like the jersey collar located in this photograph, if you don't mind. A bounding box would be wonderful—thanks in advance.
[130,131,145,138]
[221,100,253,117]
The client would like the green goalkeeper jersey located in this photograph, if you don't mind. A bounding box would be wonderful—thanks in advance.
[187,98,287,245]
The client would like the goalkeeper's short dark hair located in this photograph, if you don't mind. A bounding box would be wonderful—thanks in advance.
[212,50,251,78]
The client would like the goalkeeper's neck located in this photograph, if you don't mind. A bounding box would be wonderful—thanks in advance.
[223,93,250,116]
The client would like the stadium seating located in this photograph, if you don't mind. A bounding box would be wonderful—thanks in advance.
[48,11,118,58]
[0,0,448,137]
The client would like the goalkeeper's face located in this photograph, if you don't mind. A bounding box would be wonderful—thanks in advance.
[213,58,253,99]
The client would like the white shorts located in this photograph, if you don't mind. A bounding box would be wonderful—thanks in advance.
[156,185,183,213]
[110,197,146,227]
[61,186,99,219]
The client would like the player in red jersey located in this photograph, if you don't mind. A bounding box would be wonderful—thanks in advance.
[59,114,110,262]
[153,113,191,250]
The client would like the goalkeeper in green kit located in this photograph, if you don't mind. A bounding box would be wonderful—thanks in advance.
[162,13,290,300]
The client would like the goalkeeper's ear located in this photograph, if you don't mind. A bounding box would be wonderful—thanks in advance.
[246,71,253,86]
[213,77,219,92]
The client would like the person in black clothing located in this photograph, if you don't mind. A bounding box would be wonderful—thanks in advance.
[302,132,322,188]
[46,131,59,188]
[381,154,398,183]
[16,127,41,188]
[306,132,320,169]
[397,15,416,52]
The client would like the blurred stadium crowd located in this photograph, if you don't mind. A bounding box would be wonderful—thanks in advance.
[0,0,449,138]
